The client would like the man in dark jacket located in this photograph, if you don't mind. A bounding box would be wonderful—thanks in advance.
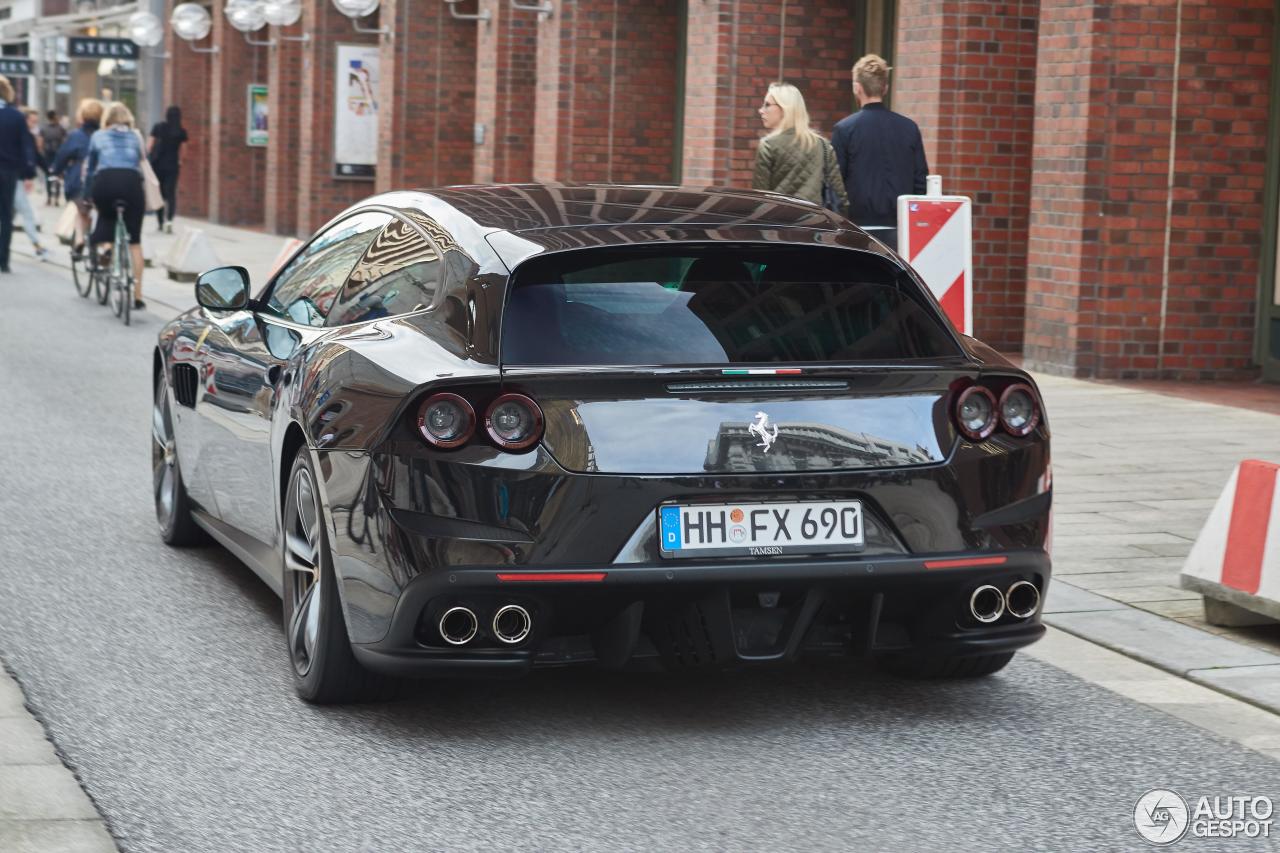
[0,75,37,273]
[831,55,928,251]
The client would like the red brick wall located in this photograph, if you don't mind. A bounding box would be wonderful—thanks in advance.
[296,0,380,235]
[535,0,680,184]
[208,0,267,226]
[163,0,212,219]
[376,0,475,191]
[1025,0,1273,380]
[682,2,858,188]
[894,0,1039,352]
[474,0,537,182]
[266,34,303,235]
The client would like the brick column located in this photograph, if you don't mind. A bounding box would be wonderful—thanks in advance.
[473,0,538,182]
[376,0,475,192]
[296,0,381,235]
[208,0,268,226]
[534,0,682,184]
[1024,0,1272,380]
[163,0,212,219]
[893,0,1040,352]
[681,2,858,188]
[265,31,303,235]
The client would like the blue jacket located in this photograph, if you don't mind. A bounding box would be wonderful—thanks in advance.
[86,126,143,185]
[51,121,98,199]
[0,102,36,179]
[831,103,929,227]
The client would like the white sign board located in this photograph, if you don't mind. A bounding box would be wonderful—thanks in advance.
[333,44,379,179]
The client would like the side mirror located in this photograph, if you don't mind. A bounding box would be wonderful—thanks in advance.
[195,266,251,311]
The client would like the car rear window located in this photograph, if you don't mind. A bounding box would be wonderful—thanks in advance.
[501,246,960,365]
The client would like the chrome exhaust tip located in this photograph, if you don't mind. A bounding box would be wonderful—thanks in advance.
[439,606,478,646]
[492,604,532,645]
[969,585,1005,624]
[1005,581,1041,619]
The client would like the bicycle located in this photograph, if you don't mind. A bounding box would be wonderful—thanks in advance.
[105,200,133,325]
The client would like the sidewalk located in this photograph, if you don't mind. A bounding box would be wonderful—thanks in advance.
[14,197,290,315]
[11,195,1280,712]
[0,666,116,852]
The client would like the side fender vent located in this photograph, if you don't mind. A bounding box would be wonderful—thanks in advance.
[172,364,199,408]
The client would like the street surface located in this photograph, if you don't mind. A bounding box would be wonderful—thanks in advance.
[2,254,1279,851]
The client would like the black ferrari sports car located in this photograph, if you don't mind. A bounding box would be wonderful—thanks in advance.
[153,184,1051,703]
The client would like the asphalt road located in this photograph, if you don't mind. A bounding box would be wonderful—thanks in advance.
[2,256,1278,852]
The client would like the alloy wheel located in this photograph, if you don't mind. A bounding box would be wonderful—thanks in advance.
[151,378,178,528]
[285,467,323,677]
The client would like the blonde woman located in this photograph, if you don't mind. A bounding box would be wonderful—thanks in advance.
[752,83,848,215]
[15,107,48,260]
[86,102,146,309]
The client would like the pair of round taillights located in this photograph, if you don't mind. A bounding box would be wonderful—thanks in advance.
[417,392,544,451]
[955,383,1040,441]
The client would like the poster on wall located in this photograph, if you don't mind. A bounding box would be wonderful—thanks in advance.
[333,44,379,179]
[247,84,268,147]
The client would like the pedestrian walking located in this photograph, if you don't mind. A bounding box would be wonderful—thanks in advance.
[831,55,929,252]
[148,106,187,233]
[752,83,847,215]
[39,110,67,205]
[86,102,147,310]
[51,98,102,254]
[15,107,49,261]
[0,76,37,274]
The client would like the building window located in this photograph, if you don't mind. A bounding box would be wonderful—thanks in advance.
[851,0,897,110]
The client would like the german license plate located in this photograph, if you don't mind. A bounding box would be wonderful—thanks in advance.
[658,501,864,558]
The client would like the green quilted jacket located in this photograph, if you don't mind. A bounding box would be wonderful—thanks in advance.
[752,129,849,215]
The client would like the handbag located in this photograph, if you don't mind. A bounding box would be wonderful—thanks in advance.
[820,140,842,213]
[55,201,79,244]
[135,129,164,212]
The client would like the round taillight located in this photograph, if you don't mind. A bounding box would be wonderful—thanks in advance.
[999,383,1040,437]
[417,392,475,449]
[485,393,543,451]
[955,385,998,441]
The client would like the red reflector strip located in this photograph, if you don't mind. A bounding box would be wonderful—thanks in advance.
[923,556,1009,570]
[496,572,608,583]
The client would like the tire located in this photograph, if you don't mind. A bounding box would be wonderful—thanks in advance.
[94,253,110,305]
[71,247,92,298]
[875,651,1016,680]
[282,451,397,704]
[110,270,127,319]
[152,372,204,545]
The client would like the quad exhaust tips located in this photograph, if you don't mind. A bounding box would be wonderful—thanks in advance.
[969,585,1006,624]
[439,606,479,646]
[1004,580,1041,619]
[492,604,532,645]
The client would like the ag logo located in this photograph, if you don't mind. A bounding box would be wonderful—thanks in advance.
[1134,789,1190,845]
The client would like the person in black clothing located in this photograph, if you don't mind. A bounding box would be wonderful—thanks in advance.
[148,105,188,233]
[0,75,37,273]
[831,54,928,252]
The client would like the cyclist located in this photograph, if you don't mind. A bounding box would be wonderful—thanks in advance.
[51,99,102,255]
[85,102,146,311]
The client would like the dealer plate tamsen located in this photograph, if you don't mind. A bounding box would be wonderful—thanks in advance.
[658,500,864,558]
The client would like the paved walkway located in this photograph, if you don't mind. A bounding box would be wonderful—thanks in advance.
[1,666,116,852]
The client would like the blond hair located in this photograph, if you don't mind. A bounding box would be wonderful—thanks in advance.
[0,76,12,104]
[103,101,135,129]
[764,82,820,151]
[853,54,891,99]
[77,98,104,125]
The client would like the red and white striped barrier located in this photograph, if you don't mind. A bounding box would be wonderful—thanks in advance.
[269,238,304,278]
[897,178,973,335]
[1180,459,1280,623]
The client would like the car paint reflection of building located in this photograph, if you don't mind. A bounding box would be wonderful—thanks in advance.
[705,420,934,472]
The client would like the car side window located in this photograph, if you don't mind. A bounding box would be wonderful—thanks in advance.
[325,217,442,327]
[266,211,391,327]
